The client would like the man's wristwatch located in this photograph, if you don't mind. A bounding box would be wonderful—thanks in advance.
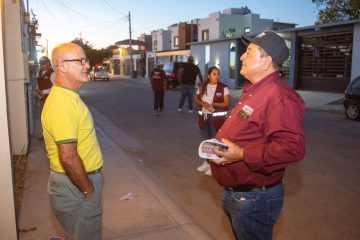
[83,187,94,200]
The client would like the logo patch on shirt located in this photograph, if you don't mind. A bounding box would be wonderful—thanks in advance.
[237,104,254,120]
[215,92,223,97]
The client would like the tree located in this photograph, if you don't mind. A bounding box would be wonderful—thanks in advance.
[312,0,360,24]
[71,38,116,67]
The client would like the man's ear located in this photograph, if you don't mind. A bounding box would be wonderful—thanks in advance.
[57,62,66,73]
[263,55,273,71]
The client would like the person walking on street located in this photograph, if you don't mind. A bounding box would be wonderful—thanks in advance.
[150,63,167,116]
[41,43,104,240]
[177,55,203,113]
[195,66,230,176]
[36,56,55,103]
[211,31,305,239]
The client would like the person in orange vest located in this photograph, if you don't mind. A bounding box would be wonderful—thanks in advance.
[150,62,167,116]
[36,56,55,103]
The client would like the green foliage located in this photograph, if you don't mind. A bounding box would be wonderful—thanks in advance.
[71,38,116,67]
[312,0,360,24]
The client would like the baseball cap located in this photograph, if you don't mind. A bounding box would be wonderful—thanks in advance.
[188,55,194,61]
[242,31,289,65]
[39,56,50,65]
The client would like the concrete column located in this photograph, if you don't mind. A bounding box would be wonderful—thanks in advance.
[288,32,298,89]
[4,0,29,155]
[351,23,360,81]
[0,1,18,239]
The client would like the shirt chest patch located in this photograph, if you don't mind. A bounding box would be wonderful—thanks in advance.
[237,104,254,120]
[215,92,223,97]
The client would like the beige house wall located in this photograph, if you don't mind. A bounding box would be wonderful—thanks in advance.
[4,0,29,155]
[0,1,19,239]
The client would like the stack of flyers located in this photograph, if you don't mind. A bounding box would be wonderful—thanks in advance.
[198,138,228,159]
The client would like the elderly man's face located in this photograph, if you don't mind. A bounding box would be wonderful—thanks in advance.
[62,46,90,85]
[240,43,268,83]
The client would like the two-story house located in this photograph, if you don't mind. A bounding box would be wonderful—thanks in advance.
[190,8,296,88]
[152,21,198,63]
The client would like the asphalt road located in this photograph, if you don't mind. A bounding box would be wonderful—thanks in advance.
[81,77,360,240]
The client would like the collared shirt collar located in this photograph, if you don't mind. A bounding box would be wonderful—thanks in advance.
[53,84,79,94]
[244,72,281,95]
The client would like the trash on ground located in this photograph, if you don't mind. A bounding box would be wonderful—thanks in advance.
[120,192,136,200]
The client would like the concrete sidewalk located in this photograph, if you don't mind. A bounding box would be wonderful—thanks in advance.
[18,107,212,240]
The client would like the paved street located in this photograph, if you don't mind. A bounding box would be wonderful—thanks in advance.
[80,76,360,240]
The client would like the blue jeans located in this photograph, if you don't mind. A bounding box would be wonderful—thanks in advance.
[222,182,284,240]
[200,116,216,139]
[178,84,195,110]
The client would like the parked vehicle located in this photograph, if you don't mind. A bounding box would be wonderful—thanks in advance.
[93,64,110,81]
[162,61,184,89]
[343,75,360,120]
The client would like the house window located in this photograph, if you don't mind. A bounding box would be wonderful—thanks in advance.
[174,36,179,47]
[202,29,209,41]
[153,40,157,50]
[244,27,251,34]
[225,28,236,38]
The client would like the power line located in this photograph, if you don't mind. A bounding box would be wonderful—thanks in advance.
[40,0,63,28]
[103,0,127,17]
[53,0,99,24]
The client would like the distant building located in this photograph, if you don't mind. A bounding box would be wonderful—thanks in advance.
[190,8,296,88]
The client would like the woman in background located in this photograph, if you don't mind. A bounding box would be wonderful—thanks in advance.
[195,66,230,176]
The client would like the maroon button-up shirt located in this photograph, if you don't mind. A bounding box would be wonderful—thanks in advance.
[211,72,305,187]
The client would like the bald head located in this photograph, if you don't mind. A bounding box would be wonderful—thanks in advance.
[51,43,83,69]
[51,42,90,89]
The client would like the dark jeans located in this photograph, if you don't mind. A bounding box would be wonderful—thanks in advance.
[200,116,216,139]
[178,84,195,110]
[154,91,164,111]
[222,181,284,240]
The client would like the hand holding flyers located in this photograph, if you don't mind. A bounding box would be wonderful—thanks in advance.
[198,138,229,160]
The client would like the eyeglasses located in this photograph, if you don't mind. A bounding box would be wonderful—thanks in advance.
[62,58,89,66]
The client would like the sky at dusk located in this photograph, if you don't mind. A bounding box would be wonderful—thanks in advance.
[28,0,319,54]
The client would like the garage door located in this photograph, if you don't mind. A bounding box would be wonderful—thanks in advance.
[298,32,352,92]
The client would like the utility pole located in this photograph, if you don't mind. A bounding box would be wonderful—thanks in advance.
[79,31,84,48]
[128,11,134,77]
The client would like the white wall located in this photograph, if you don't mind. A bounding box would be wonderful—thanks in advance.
[219,14,246,38]
[191,40,237,89]
[154,29,171,52]
[4,0,29,155]
[198,11,221,41]
[0,1,19,239]
[198,11,275,43]
[351,23,360,81]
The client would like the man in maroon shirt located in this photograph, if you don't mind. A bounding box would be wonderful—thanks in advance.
[150,63,167,116]
[212,31,305,239]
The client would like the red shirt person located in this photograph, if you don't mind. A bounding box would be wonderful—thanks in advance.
[36,56,55,103]
[211,31,305,239]
[150,63,167,115]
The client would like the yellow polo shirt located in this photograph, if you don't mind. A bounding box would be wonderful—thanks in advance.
[41,84,103,173]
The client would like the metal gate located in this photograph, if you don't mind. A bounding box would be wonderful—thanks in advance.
[298,32,352,92]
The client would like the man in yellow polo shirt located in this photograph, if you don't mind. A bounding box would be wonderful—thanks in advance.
[41,42,103,240]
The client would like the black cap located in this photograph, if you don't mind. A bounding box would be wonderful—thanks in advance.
[39,56,50,65]
[242,31,289,65]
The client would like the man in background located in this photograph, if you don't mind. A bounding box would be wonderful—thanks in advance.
[150,62,167,116]
[177,55,203,113]
[36,56,55,103]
